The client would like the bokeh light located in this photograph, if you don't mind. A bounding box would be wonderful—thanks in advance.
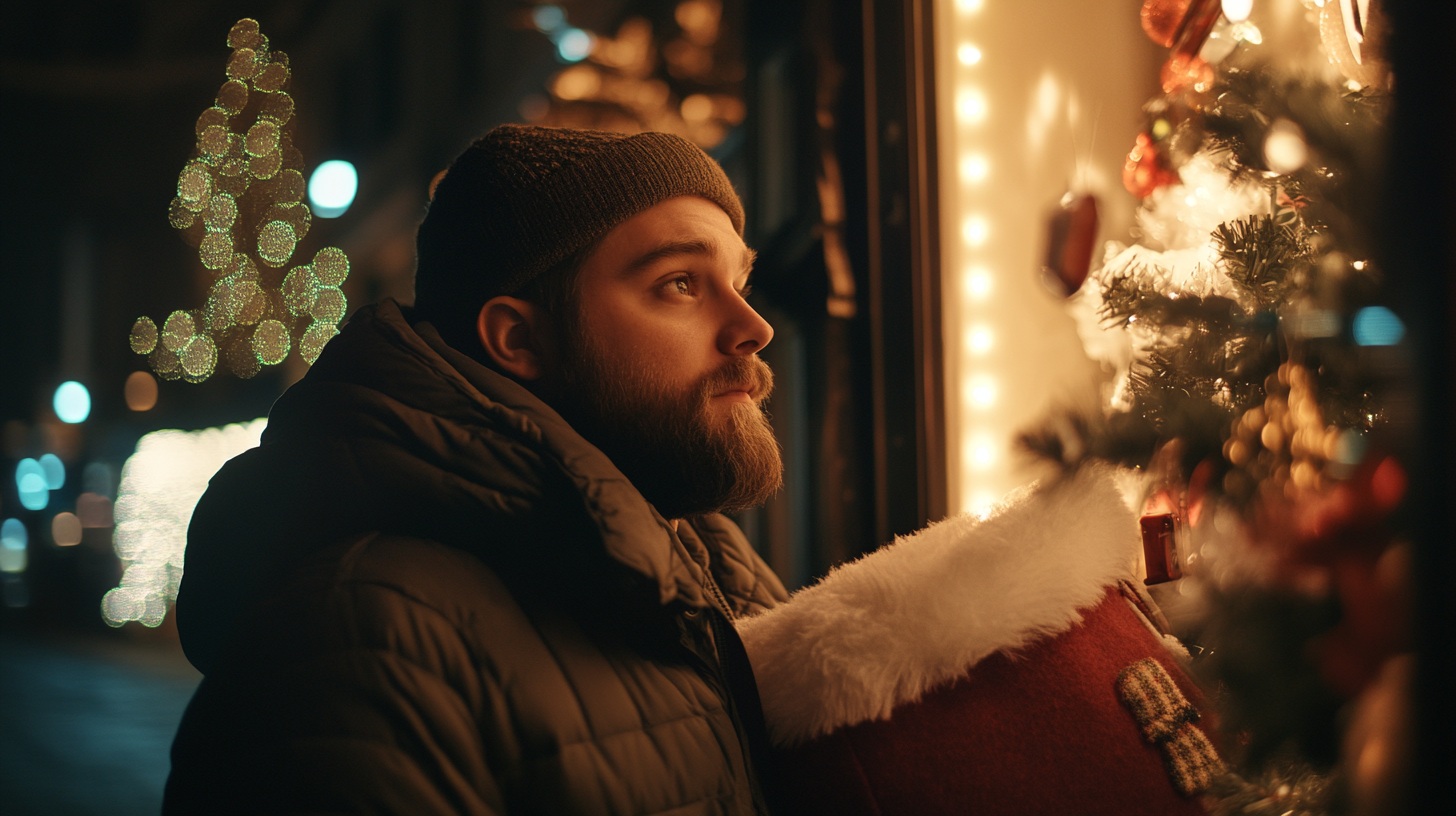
[53,381,91,423]
[125,371,159,411]
[38,453,65,490]
[1,519,26,574]
[51,512,82,547]
[1353,306,1405,346]
[103,418,266,627]
[308,160,358,218]
[1221,0,1253,24]
[1264,119,1308,174]
[532,4,565,32]
[556,28,593,62]
[15,459,48,511]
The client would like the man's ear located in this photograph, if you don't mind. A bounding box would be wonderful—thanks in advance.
[476,296,553,381]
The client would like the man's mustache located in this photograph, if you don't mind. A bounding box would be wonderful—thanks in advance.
[699,355,774,404]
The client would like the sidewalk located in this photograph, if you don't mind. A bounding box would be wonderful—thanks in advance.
[0,630,200,816]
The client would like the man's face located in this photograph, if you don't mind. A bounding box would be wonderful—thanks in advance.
[550,196,783,519]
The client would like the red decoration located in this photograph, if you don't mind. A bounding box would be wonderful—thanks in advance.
[773,592,1216,816]
[1041,193,1100,296]
[1140,0,1221,56]
[1140,0,1192,48]
[1161,53,1215,95]
[1140,513,1184,584]
[1122,133,1179,198]
[1248,455,1411,697]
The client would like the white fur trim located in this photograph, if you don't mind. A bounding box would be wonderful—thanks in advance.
[738,465,1140,747]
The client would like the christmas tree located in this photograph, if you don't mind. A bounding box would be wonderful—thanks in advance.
[1025,2,1408,812]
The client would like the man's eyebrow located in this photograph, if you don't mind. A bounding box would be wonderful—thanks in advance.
[622,239,716,275]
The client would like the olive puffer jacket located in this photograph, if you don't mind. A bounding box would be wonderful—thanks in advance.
[163,300,789,815]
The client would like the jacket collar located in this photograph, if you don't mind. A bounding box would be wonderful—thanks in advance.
[351,300,714,608]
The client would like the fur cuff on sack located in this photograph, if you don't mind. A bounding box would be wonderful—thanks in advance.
[738,465,1141,748]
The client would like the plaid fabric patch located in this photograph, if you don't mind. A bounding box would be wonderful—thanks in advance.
[1117,657,1223,796]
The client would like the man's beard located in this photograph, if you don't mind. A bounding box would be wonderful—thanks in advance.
[554,321,784,520]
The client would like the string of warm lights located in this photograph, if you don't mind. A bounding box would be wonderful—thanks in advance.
[940,0,1000,517]
[935,0,1149,517]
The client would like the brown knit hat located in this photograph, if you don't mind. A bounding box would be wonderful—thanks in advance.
[413,124,743,330]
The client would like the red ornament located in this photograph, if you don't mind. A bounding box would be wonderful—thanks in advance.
[1161,53,1215,95]
[1140,0,1222,56]
[1140,513,1184,584]
[1140,0,1192,48]
[1122,133,1179,199]
[1041,193,1100,296]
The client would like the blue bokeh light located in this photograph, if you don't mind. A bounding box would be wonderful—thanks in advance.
[53,381,90,423]
[1352,306,1405,346]
[38,453,65,490]
[0,519,24,548]
[532,4,564,32]
[0,518,26,574]
[308,160,359,218]
[15,459,48,512]
[556,28,592,61]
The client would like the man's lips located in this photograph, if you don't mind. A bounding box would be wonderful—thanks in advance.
[713,384,758,401]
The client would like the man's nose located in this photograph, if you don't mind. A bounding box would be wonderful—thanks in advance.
[719,292,774,356]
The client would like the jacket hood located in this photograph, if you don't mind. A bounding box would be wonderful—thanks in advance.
[178,299,713,673]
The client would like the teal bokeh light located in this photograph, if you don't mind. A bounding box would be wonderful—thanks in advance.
[53,381,91,423]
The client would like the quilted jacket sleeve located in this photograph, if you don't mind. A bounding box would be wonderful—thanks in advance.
[165,536,516,816]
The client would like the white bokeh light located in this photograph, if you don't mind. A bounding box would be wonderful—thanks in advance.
[103,418,266,627]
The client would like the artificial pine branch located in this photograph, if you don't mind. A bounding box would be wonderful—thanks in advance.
[1212,216,1311,308]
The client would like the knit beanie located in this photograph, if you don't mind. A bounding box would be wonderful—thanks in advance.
[412,124,744,337]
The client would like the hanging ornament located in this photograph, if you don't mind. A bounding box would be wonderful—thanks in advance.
[1122,132,1179,199]
[1320,0,1391,89]
[1140,0,1192,47]
[1040,193,1100,297]
[1139,0,1222,57]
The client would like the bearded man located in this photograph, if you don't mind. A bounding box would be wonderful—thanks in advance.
[164,125,789,816]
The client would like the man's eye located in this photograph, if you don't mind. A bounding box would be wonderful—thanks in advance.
[671,278,691,295]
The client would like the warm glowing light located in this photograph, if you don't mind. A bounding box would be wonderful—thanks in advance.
[956,0,985,12]
[1221,0,1253,23]
[960,155,989,182]
[681,94,714,123]
[958,44,983,65]
[125,371,158,412]
[968,381,997,406]
[1264,119,1308,175]
[103,418,267,628]
[962,217,989,245]
[308,160,358,218]
[965,270,992,298]
[972,443,995,466]
[969,492,997,519]
[53,381,90,424]
[52,512,82,547]
[958,94,986,121]
[968,326,993,353]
